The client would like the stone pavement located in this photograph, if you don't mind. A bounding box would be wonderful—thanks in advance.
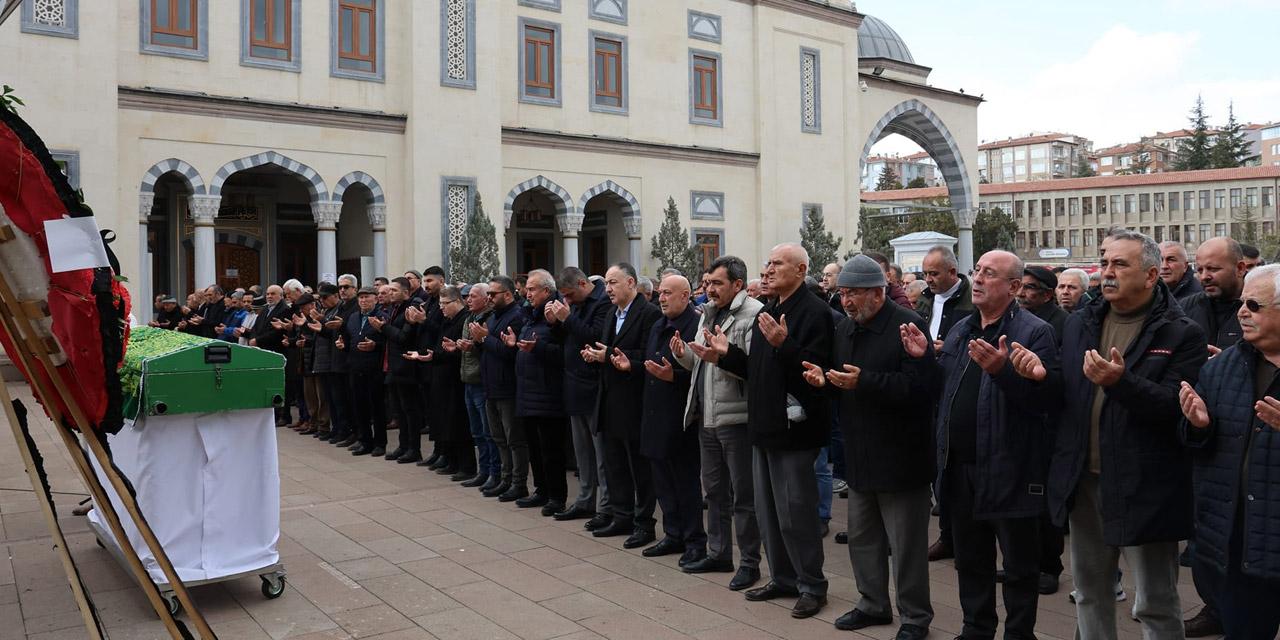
[0,382,1214,639]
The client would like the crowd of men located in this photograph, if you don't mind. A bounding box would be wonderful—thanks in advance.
[147,230,1280,640]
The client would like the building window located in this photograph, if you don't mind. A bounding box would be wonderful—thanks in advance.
[331,0,384,81]
[693,230,724,271]
[1096,196,1107,215]
[1230,188,1242,208]
[1139,193,1150,213]
[1110,195,1121,215]
[1084,229,1094,246]
[1097,228,1107,247]
[1200,190,1211,210]
[441,177,475,268]
[1055,230,1065,247]
[1124,194,1136,214]
[1170,225,1181,242]
[1186,225,1198,244]
[1029,232,1037,248]
[1043,231,1052,247]
[21,0,78,38]
[518,0,561,11]
[1200,224,1211,241]
[1041,198,1051,217]
[1082,196,1093,216]
[1154,193,1164,212]
[1031,161,1047,174]
[1169,191,1179,210]
[1055,198,1065,216]
[691,191,725,220]
[1264,187,1273,207]
[1215,189,1226,209]
[1015,148,1027,161]
[441,0,476,88]
[1016,165,1028,176]
[141,0,208,59]
[1154,226,1164,243]
[689,50,722,126]
[1016,233,1026,250]
[1246,187,1258,207]
[1215,223,1227,237]
[1070,229,1080,247]
[1014,200,1025,218]
[1265,221,1275,236]
[520,18,561,106]
[50,150,80,190]
[242,0,300,71]
[1185,191,1195,210]
[688,10,721,43]
[590,32,627,114]
[800,47,821,134]
[589,0,626,25]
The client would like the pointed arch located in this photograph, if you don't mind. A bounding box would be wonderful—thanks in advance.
[502,175,576,228]
[208,151,328,203]
[578,179,641,218]
[331,171,386,204]
[861,98,974,213]
[140,158,206,195]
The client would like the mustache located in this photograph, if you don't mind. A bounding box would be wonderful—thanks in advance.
[1102,278,1119,288]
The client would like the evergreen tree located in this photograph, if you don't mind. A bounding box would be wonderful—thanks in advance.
[972,208,1019,256]
[800,206,843,268]
[1210,102,1255,168]
[649,197,699,277]
[448,193,502,284]
[1173,95,1213,171]
[1074,156,1096,177]
[854,206,898,257]
[1231,204,1259,246]
[906,176,929,189]
[875,165,903,191]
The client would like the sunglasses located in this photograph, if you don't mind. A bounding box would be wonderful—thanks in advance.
[1244,298,1278,313]
[486,290,508,297]
[339,284,354,290]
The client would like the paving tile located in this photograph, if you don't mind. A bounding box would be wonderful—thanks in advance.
[359,573,462,618]
[577,611,694,640]
[442,579,582,640]
[508,546,581,571]
[333,521,401,544]
[362,536,439,564]
[467,558,580,602]
[398,557,486,590]
[546,562,622,588]
[331,556,404,581]
[413,532,505,565]
[588,577,730,634]
[583,552,706,593]
[441,518,543,554]
[331,603,416,638]
[411,607,519,640]
[539,591,624,621]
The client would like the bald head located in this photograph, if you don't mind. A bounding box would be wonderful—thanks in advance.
[767,243,810,300]
[971,250,1024,316]
[657,274,692,318]
[1195,236,1246,300]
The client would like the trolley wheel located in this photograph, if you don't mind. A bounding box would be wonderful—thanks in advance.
[260,574,286,599]
[163,593,181,617]
[94,537,104,549]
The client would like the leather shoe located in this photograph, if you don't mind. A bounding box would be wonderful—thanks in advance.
[819,520,830,538]
[682,555,733,574]
[498,486,529,502]
[1184,606,1223,637]
[350,446,372,456]
[435,464,459,476]
[591,521,631,538]
[895,623,929,640]
[449,470,473,482]
[540,500,564,517]
[370,447,385,457]
[515,493,548,508]
[423,451,441,467]
[623,529,656,549]
[482,480,510,497]
[927,538,953,561]
[428,456,450,471]
[729,567,760,591]
[678,548,706,568]
[553,504,594,521]
[834,609,892,631]
[744,581,798,601]
[835,531,848,544]
[790,593,826,619]
[1038,572,1060,595]
[337,436,358,447]
[584,513,612,531]
[642,537,684,557]
[460,474,488,488]
[396,451,422,464]
[384,447,405,461]
[347,441,363,450]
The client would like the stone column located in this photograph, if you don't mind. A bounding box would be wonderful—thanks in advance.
[624,215,643,269]
[188,194,221,290]
[953,208,976,274]
[312,201,343,281]
[137,193,155,323]
[556,211,584,269]
[368,203,387,279]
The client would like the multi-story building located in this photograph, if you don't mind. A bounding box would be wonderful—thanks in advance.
[861,166,1280,265]
[1,0,981,318]
[1094,141,1172,176]
[1261,124,1280,167]
[975,132,1093,184]
[860,151,939,191]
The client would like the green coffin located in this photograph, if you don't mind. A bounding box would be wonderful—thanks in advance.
[121,327,285,419]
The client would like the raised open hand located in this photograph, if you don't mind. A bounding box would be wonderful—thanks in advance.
[900,323,928,358]
[1009,341,1047,381]
[1083,347,1125,387]
[643,357,674,382]
[609,347,632,371]
[826,364,861,390]
[758,313,788,348]
[801,361,825,388]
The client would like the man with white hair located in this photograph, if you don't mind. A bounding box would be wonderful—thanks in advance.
[1160,240,1203,302]
[1056,268,1090,313]
[708,243,834,618]
[250,284,294,425]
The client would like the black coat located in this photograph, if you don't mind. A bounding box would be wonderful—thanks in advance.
[516,296,566,418]
[640,304,700,460]
[340,308,386,373]
[429,311,469,445]
[1181,340,1280,580]
[379,302,418,384]
[719,285,833,451]
[554,281,611,416]
[1170,269,1203,302]
[1028,301,1068,345]
[932,303,1060,519]
[831,301,937,493]
[251,301,292,352]
[596,296,661,442]
[186,300,225,338]
[1180,292,1242,350]
[478,303,528,400]
[325,298,359,373]
[153,307,184,329]
[1047,282,1207,545]
[915,274,974,342]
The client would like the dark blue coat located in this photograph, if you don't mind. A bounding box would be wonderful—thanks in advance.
[516,295,565,418]
[640,304,699,460]
[933,302,1059,519]
[340,308,386,373]
[554,281,610,416]
[478,302,528,400]
[1181,340,1280,580]
[378,302,418,384]
[596,296,661,442]
[1047,282,1206,546]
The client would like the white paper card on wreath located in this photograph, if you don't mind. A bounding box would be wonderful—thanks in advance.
[44,216,110,273]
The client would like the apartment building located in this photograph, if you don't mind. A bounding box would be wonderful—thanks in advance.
[975,132,1093,184]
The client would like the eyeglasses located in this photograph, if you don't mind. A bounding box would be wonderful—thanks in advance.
[1243,298,1279,313]
[339,284,354,290]
[486,290,507,298]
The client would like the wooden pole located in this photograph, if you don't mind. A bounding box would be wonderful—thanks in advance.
[0,380,103,640]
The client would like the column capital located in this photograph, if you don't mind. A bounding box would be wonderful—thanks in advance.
[367,203,387,230]
[952,208,977,229]
[188,194,221,226]
[138,192,156,224]
[623,215,643,239]
[555,212,585,237]
[312,201,344,230]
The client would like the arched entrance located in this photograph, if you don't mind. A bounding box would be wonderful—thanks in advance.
[332,171,387,283]
[142,159,205,307]
[578,180,642,274]
[503,175,575,274]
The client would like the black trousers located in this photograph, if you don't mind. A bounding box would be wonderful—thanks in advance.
[389,381,423,454]
[349,370,386,448]
[602,434,656,532]
[945,463,1040,640]
[1040,514,1064,577]
[1208,524,1280,639]
[649,433,706,550]
[525,415,566,502]
[323,372,351,437]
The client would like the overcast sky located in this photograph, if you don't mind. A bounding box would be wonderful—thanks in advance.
[866,0,1280,155]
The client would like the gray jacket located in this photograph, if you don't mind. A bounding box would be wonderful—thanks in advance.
[674,289,762,428]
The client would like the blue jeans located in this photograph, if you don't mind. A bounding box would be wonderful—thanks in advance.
[464,384,499,477]
[815,446,833,521]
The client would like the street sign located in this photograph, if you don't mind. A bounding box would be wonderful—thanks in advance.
[1038,248,1070,259]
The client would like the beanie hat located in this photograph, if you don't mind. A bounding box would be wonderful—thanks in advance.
[838,255,887,289]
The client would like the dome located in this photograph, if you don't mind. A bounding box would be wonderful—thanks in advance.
[858,15,915,64]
